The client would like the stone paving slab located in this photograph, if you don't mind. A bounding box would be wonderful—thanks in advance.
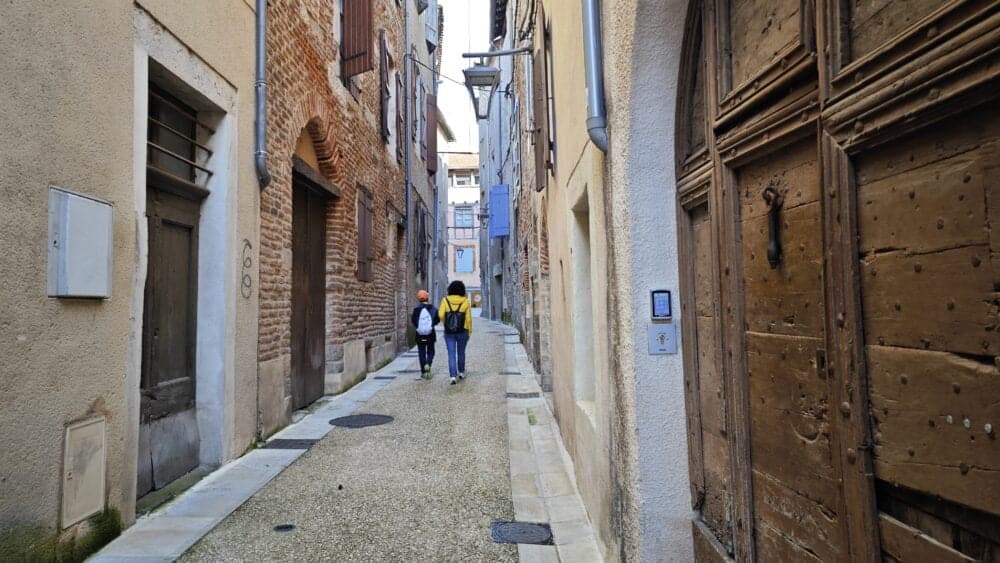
[181,318,516,562]
[503,335,605,563]
[91,351,419,562]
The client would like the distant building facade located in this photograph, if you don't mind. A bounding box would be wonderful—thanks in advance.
[444,154,482,306]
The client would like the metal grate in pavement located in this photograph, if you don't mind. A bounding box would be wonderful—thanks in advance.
[506,392,540,399]
[373,376,396,380]
[499,371,521,375]
[273,524,296,532]
[329,414,394,428]
[396,369,423,373]
[490,521,554,545]
[262,439,319,450]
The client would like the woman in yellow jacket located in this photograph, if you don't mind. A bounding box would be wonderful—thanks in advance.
[438,280,473,385]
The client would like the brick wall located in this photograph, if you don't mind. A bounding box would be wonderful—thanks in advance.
[259,0,407,423]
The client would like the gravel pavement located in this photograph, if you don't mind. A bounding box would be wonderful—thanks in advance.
[182,318,516,562]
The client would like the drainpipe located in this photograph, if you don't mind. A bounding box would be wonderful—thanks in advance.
[404,2,412,255]
[582,0,608,152]
[254,0,272,188]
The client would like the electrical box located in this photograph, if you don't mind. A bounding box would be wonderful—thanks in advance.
[48,187,113,299]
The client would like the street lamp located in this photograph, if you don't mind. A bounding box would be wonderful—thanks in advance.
[461,48,532,121]
[463,63,500,120]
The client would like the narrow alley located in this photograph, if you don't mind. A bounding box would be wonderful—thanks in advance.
[2,0,999,561]
[92,318,602,562]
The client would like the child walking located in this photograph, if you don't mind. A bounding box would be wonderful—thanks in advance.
[438,281,473,385]
[410,290,439,379]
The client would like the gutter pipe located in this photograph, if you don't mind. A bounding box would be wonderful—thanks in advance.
[404,1,412,255]
[582,0,608,152]
[254,0,272,188]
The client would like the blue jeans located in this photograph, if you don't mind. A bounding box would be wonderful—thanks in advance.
[444,332,469,377]
[417,339,435,369]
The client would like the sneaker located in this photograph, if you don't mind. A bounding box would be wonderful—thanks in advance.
[450,377,457,385]
[424,365,433,380]
[458,372,466,380]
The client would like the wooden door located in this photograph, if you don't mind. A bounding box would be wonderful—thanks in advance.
[676,0,1000,561]
[142,188,200,423]
[291,179,327,411]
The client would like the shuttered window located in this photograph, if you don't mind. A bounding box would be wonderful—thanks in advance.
[395,71,405,162]
[411,47,419,142]
[342,0,374,78]
[379,31,390,142]
[427,94,438,173]
[532,2,550,192]
[418,78,427,161]
[357,187,374,281]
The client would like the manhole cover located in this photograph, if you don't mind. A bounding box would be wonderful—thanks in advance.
[262,439,318,450]
[273,524,296,532]
[491,521,553,545]
[329,414,394,428]
[506,392,540,399]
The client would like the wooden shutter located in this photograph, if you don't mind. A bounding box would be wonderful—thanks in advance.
[427,94,438,173]
[379,32,390,141]
[411,50,418,141]
[395,72,404,162]
[357,187,374,281]
[342,0,374,78]
[532,3,550,192]
[419,79,427,161]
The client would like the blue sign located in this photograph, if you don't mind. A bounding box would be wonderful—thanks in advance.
[489,184,510,238]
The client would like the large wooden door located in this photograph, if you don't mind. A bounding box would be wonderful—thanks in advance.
[676,0,1000,561]
[291,178,327,411]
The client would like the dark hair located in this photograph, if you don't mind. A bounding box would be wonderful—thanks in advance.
[447,280,466,296]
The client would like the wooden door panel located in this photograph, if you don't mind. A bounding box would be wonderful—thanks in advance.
[728,0,801,88]
[848,0,944,61]
[737,137,847,560]
[142,189,199,423]
[689,202,732,544]
[291,183,327,411]
[855,107,1000,541]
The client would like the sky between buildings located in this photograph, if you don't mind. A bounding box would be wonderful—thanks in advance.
[438,0,490,155]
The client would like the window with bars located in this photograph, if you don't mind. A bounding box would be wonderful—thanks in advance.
[147,84,213,194]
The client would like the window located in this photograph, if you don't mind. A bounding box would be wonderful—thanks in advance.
[532,1,551,191]
[357,187,374,281]
[418,77,427,161]
[379,31,390,142]
[453,174,471,187]
[473,173,480,186]
[395,71,404,162]
[147,84,213,191]
[341,0,374,79]
[426,94,438,173]
[455,247,474,273]
[454,206,474,228]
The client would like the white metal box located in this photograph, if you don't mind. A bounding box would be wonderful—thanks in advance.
[47,187,114,298]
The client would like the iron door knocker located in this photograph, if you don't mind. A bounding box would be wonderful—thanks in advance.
[762,186,783,269]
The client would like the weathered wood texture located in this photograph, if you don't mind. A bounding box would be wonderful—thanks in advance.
[679,1,1000,561]
[849,0,943,60]
[728,0,801,87]
[878,513,976,563]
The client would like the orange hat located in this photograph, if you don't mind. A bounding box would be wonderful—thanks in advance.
[416,290,429,302]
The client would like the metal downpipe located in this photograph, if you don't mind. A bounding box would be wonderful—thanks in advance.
[582,0,608,152]
[254,0,272,188]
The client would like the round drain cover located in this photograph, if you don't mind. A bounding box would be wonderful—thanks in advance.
[329,414,394,428]
[273,524,296,532]
[491,521,554,545]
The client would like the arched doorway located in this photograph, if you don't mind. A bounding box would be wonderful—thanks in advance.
[674,0,1000,561]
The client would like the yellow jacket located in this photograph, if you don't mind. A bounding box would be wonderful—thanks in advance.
[438,295,472,334]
